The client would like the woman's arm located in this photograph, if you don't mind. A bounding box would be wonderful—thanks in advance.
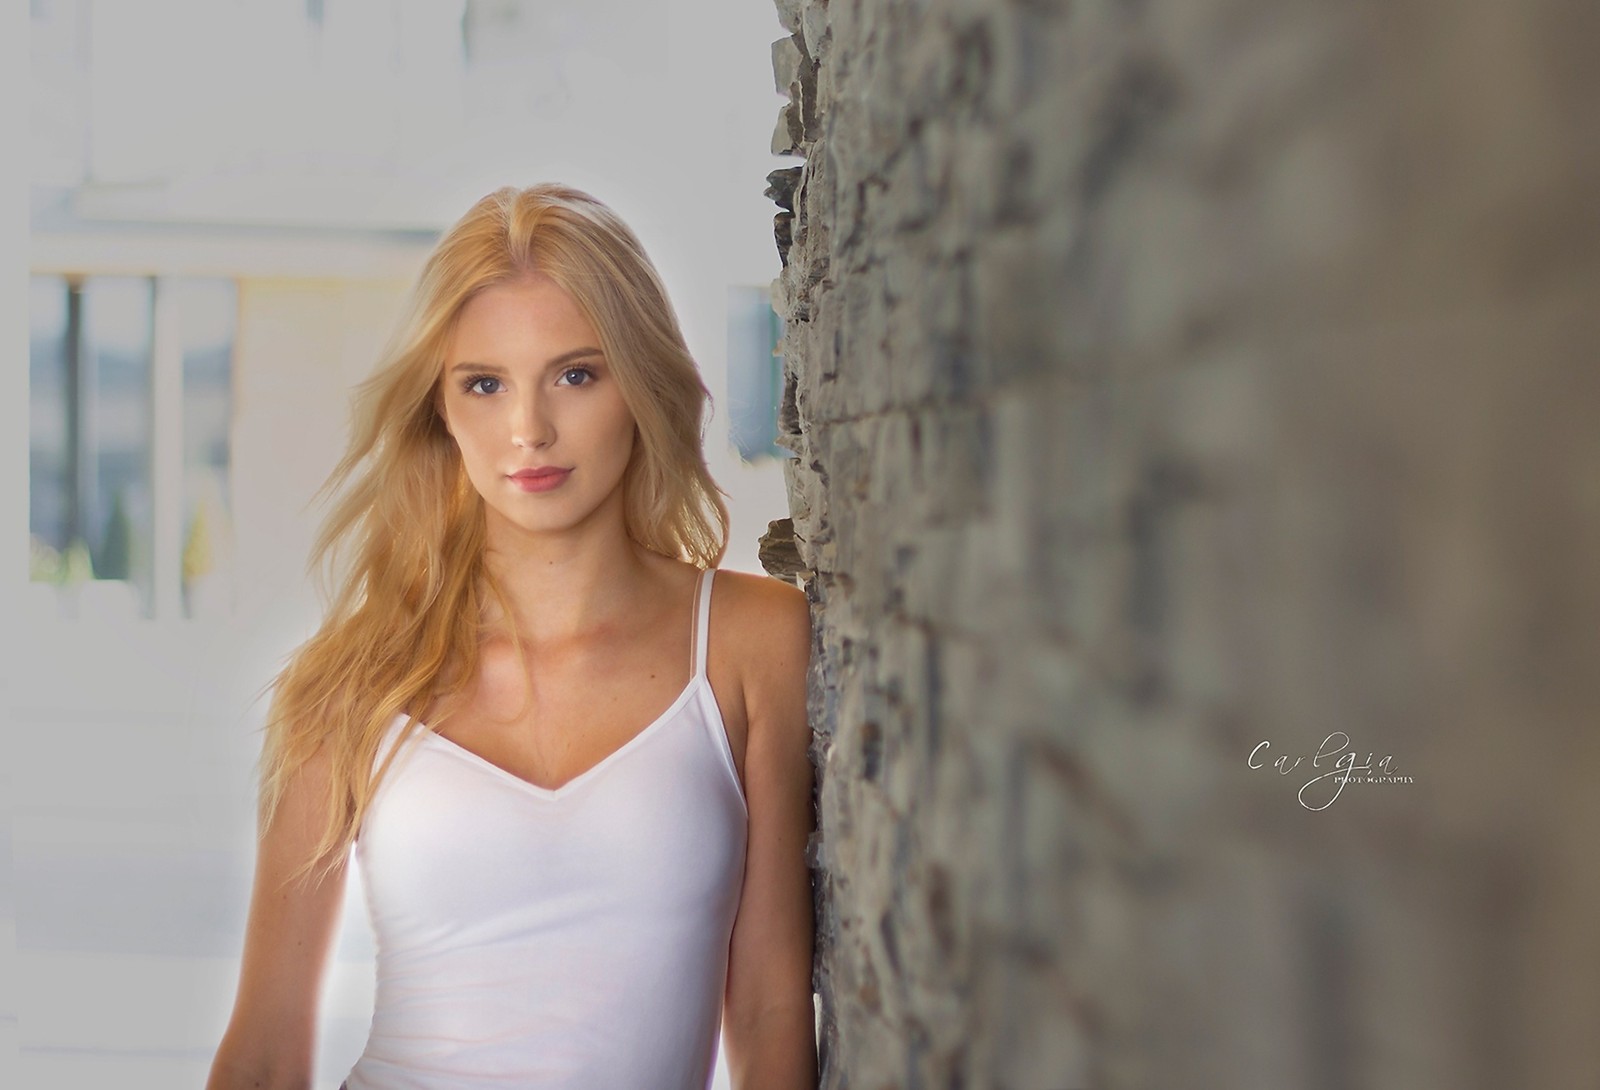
[206,741,350,1090]
[722,575,819,1089]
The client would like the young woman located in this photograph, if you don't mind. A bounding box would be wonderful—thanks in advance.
[205,185,819,1089]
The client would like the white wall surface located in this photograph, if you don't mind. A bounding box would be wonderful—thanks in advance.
[9,0,798,1085]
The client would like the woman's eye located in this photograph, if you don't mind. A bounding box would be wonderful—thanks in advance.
[558,367,596,387]
[464,375,502,395]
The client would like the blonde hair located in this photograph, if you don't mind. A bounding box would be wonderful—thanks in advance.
[254,184,730,887]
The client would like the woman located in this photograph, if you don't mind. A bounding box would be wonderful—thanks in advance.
[206,184,818,1089]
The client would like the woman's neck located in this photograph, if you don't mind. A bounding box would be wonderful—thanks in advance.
[478,534,671,647]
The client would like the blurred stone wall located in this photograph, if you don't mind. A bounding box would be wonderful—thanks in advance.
[763,0,1600,1087]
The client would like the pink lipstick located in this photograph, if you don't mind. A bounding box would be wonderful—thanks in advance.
[508,467,572,493]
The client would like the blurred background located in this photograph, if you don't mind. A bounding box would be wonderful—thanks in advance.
[6,1,796,1085]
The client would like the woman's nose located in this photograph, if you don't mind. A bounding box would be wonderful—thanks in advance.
[510,393,554,449]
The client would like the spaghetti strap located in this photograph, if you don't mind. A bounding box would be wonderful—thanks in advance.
[692,568,715,681]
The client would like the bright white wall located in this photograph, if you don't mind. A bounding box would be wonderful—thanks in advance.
[9,0,798,1085]
[2,3,26,1085]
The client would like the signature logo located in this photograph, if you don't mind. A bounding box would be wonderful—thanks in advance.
[1248,732,1415,811]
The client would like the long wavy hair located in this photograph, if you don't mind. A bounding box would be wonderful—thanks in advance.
[254,184,730,888]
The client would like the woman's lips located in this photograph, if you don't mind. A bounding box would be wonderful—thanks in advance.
[507,468,572,493]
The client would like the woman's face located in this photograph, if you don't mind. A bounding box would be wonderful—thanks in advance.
[437,273,636,541]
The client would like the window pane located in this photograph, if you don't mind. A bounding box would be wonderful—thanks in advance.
[29,276,70,570]
[83,276,155,616]
[726,285,792,463]
[174,278,237,619]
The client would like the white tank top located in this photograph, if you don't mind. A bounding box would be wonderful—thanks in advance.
[343,568,748,1090]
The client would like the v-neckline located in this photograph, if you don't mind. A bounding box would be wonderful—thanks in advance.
[398,675,705,802]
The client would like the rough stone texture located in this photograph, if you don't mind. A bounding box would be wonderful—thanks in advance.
[765,1,1600,1088]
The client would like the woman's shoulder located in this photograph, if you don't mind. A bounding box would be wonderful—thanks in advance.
[709,568,809,633]
[709,569,811,700]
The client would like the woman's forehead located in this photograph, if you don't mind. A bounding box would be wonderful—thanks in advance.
[448,279,598,355]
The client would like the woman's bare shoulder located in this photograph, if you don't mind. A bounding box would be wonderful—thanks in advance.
[711,569,811,697]
[711,568,808,627]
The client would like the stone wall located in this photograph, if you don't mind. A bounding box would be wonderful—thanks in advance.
[763,0,1600,1087]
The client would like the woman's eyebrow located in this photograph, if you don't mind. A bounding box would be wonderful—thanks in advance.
[449,347,604,374]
